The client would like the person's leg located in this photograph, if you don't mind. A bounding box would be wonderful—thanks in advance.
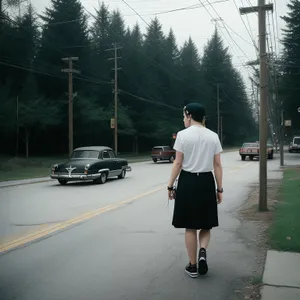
[185,229,197,263]
[199,229,210,249]
[184,229,198,278]
[198,229,211,275]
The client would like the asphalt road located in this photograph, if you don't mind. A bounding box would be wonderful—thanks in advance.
[0,150,299,300]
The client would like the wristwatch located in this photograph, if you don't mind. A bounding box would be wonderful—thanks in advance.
[217,188,223,193]
[167,186,174,191]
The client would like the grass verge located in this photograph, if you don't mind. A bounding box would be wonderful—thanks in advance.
[269,168,300,252]
[0,154,150,182]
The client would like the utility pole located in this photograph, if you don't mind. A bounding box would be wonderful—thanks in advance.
[280,109,284,167]
[16,95,19,156]
[61,57,80,158]
[217,84,220,137]
[106,43,122,154]
[240,0,273,212]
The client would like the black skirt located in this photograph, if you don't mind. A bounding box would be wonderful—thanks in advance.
[172,170,219,230]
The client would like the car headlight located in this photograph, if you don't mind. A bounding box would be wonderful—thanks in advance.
[52,164,58,172]
[84,164,90,170]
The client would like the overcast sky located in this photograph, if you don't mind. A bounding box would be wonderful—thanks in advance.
[26,0,289,93]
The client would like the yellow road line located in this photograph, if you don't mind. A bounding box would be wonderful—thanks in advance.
[0,185,164,254]
[228,162,254,174]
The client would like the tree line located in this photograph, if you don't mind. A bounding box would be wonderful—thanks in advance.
[279,0,300,135]
[1,0,260,157]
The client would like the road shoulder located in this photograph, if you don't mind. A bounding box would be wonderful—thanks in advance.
[237,166,300,300]
[236,170,282,300]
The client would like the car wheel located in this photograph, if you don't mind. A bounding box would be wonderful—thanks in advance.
[58,179,67,185]
[249,156,254,160]
[241,155,246,161]
[94,172,108,184]
[118,169,126,179]
[152,158,157,163]
[99,172,108,184]
[169,156,175,163]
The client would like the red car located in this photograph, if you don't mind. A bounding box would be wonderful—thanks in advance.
[239,142,274,161]
[151,146,176,163]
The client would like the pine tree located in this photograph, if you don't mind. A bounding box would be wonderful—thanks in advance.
[280,0,300,131]
[90,2,112,106]
[201,28,256,143]
[36,0,90,98]
[180,36,204,107]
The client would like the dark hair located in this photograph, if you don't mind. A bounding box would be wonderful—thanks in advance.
[183,103,206,122]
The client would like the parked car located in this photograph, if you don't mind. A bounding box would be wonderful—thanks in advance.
[239,142,274,161]
[151,146,176,163]
[50,146,131,185]
[288,136,300,153]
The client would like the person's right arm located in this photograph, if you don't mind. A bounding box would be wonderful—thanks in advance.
[213,153,223,191]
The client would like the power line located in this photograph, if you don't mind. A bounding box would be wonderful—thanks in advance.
[198,0,254,79]
[120,89,182,111]
[233,0,259,54]
[120,0,150,26]
[272,0,280,53]
[0,59,112,85]
[122,0,230,17]
[205,0,253,63]
[270,0,279,55]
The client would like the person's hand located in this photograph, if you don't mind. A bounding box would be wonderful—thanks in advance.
[168,188,175,200]
[217,191,223,204]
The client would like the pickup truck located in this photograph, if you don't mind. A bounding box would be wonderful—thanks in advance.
[151,146,176,163]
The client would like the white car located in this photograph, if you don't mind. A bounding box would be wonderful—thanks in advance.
[289,136,300,153]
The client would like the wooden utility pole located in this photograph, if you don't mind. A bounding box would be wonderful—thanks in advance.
[107,43,122,154]
[61,57,79,157]
[240,0,273,212]
[217,84,220,137]
[280,109,284,167]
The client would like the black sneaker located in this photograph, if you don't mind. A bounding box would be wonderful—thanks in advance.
[198,248,208,275]
[185,263,198,278]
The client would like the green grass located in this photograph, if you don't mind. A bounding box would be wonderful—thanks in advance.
[269,168,300,252]
[0,154,151,182]
[0,156,67,182]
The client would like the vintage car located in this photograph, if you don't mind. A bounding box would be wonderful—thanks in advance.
[289,136,300,153]
[239,142,274,161]
[151,145,176,163]
[50,146,131,185]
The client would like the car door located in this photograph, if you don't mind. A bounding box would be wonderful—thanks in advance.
[101,150,115,177]
[108,150,123,176]
[102,150,119,177]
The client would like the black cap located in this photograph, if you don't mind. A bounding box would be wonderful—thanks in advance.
[184,103,206,122]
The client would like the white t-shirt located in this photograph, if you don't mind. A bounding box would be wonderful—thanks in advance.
[173,125,223,173]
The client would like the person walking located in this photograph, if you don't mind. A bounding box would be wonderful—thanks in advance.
[167,102,223,278]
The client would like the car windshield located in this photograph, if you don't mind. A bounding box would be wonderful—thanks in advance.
[243,143,258,148]
[293,138,300,144]
[71,150,99,159]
